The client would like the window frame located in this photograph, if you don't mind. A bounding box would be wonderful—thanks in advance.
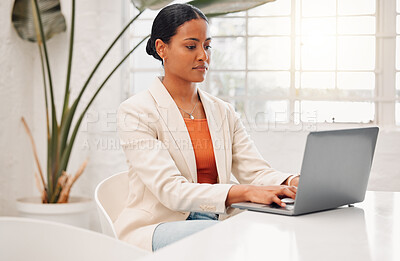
[122,0,400,131]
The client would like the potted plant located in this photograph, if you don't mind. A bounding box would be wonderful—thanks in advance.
[12,0,274,227]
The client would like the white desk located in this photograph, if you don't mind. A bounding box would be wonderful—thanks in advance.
[141,191,400,261]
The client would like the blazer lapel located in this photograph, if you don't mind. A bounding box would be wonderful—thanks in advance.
[148,77,227,184]
[198,88,228,184]
[148,77,197,182]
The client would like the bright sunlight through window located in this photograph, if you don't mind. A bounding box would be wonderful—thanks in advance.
[124,0,399,128]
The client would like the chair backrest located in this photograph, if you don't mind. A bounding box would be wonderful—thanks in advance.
[95,171,129,238]
[0,217,149,260]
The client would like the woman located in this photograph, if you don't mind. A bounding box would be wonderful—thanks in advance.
[116,3,299,252]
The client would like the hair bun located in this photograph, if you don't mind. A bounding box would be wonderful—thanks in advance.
[146,38,155,56]
[146,37,162,61]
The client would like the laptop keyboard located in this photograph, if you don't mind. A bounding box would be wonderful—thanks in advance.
[267,203,295,210]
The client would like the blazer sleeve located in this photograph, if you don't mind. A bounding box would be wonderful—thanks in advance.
[228,104,293,186]
[117,100,233,214]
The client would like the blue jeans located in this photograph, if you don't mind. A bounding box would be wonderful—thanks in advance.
[152,212,219,252]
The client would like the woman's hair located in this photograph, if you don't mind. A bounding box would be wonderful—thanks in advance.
[146,3,208,63]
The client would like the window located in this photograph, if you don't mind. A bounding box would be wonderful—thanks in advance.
[124,0,399,128]
[396,0,400,124]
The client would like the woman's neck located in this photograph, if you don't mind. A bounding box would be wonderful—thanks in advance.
[162,74,198,104]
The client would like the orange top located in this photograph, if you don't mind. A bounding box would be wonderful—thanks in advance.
[184,118,219,184]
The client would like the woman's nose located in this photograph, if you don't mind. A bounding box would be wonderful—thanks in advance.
[198,46,208,61]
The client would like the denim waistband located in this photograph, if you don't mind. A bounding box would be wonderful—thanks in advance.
[186,212,219,221]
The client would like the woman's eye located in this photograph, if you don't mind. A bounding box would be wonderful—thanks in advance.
[186,45,212,50]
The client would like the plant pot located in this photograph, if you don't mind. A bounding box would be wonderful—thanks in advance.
[16,196,93,229]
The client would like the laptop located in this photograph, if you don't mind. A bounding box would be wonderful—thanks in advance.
[231,127,379,216]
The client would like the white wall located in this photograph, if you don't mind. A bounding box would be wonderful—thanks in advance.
[0,0,127,230]
[0,0,35,218]
[1,0,399,229]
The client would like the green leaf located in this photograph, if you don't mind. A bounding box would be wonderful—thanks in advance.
[29,0,59,200]
[58,10,143,171]
[58,36,149,179]
[61,0,75,133]
[130,0,174,11]
[12,0,66,42]
[188,0,275,17]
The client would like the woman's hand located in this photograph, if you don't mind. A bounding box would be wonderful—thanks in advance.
[246,185,297,207]
[225,185,297,208]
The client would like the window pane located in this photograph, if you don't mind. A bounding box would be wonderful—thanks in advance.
[396,73,400,97]
[295,1,301,33]
[133,72,161,94]
[297,88,337,98]
[210,18,246,36]
[397,103,400,125]
[299,101,374,123]
[247,72,290,97]
[232,100,246,123]
[337,36,375,70]
[338,0,376,15]
[337,72,375,90]
[294,101,317,124]
[301,72,335,89]
[248,37,291,70]
[248,0,291,16]
[139,8,158,19]
[211,37,246,70]
[298,89,373,100]
[336,72,375,99]
[397,36,400,70]
[247,100,289,124]
[248,17,291,36]
[338,17,376,35]
[131,20,152,37]
[302,0,336,17]
[225,11,246,17]
[398,0,400,13]
[302,18,336,36]
[301,36,336,70]
[132,39,161,69]
[207,72,246,97]
[129,1,382,127]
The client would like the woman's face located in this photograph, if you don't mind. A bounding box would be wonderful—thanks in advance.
[159,18,211,83]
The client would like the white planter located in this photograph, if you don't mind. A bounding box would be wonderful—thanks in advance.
[16,197,93,229]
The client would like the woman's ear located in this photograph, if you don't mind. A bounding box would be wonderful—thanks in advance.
[155,39,167,60]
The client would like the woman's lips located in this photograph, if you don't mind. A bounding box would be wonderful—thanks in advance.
[193,66,207,71]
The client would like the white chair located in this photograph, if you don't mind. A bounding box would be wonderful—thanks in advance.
[95,171,129,238]
[0,217,148,260]
[94,171,239,237]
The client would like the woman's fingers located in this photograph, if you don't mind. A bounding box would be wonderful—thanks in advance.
[272,187,296,207]
[287,186,297,193]
[272,195,286,207]
[248,185,297,206]
[281,186,297,199]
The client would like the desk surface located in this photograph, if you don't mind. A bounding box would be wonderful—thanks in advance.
[141,191,400,261]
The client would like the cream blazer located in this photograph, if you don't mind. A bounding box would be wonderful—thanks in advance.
[115,76,292,251]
